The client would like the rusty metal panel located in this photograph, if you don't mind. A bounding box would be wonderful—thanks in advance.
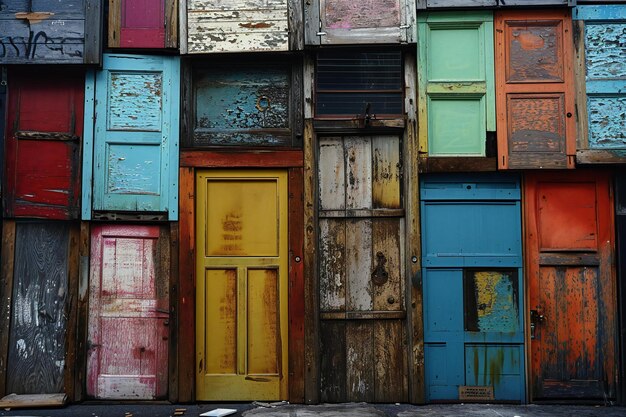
[6,222,70,394]
[185,0,289,53]
[525,171,617,400]
[0,0,102,64]
[187,60,302,147]
[3,68,84,220]
[86,224,168,399]
[496,10,576,169]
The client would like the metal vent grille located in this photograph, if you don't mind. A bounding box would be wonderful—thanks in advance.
[316,50,403,118]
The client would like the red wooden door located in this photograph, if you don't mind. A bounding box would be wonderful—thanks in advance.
[109,0,166,48]
[87,225,169,399]
[525,171,617,400]
[4,69,84,219]
[495,10,576,169]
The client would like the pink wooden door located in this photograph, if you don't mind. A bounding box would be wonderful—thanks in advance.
[87,224,169,399]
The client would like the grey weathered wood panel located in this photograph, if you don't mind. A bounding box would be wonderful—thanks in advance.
[6,222,69,394]
[185,0,292,53]
[0,0,102,64]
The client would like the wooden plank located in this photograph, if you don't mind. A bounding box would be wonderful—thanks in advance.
[573,19,588,151]
[345,138,372,210]
[346,219,373,311]
[168,222,179,403]
[372,219,403,312]
[7,223,70,394]
[372,136,401,209]
[404,51,425,404]
[318,138,346,211]
[288,168,305,403]
[74,222,90,401]
[319,321,346,402]
[64,225,80,401]
[303,120,319,404]
[81,71,96,221]
[180,150,303,168]
[374,320,407,402]
[418,156,498,173]
[0,221,16,397]
[577,149,626,164]
[108,0,122,47]
[0,393,67,408]
[346,322,374,401]
[178,167,195,402]
[166,0,178,48]
[313,120,405,130]
[319,219,346,312]
[320,311,407,320]
[288,0,303,50]
[84,0,104,65]
[303,0,321,45]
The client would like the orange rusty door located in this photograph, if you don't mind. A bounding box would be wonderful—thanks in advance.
[195,170,289,400]
[495,10,576,169]
[525,171,617,400]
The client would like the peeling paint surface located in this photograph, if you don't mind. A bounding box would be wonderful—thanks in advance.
[467,271,518,333]
[588,97,626,148]
[323,0,400,29]
[507,23,562,82]
[585,23,626,80]
[106,144,161,195]
[108,72,162,131]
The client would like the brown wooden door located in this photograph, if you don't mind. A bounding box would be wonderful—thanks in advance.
[525,171,617,400]
[317,136,408,402]
[495,10,576,169]
[86,225,169,399]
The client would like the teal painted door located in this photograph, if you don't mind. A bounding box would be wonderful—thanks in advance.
[418,12,495,156]
[82,53,179,220]
[421,174,525,402]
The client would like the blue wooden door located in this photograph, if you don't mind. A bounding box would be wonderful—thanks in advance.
[82,54,179,220]
[574,6,626,155]
[421,174,525,402]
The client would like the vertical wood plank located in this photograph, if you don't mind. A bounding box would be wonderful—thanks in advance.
[64,224,80,401]
[179,0,188,53]
[0,221,16,397]
[374,320,408,402]
[178,167,195,402]
[288,0,304,50]
[346,321,374,402]
[404,51,425,404]
[372,136,401,209]
[573,19,588,150]
[319,321,346,402]
[303,0,321,45]
[74,222,90,401]
[346,219,373,312]
[372,219,403,311]
[345,137,372,210]
[303,120,319,404]
[318,138,346,211]
[108,0,122,47]
[303,55,315,119]
[168,222,179,402]
[288,168,305,403]
[319,219,346,312]
[85,0,104,65]
[158,225,171,398]
[165,0,179,48]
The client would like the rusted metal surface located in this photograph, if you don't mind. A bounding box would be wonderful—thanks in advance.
[525,171,617,400]
[185,0,289,53]
[4,68,84,220]
[87,225,169,400]
[496,10,576,169]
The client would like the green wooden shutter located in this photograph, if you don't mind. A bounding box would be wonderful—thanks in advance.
[418,12,495,156]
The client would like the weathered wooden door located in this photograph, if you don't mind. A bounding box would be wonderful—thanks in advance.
[87,224,169,399]
[307,0,415,45]
[525,171,617,400]
[421,174,524,402]
[417,11,495,156]
[317,136,408,402]
[195,170,289,400]
[495,10,576,169]
[4,69,83,220]
[108,0,172,49]
[6,222,70,394]
[83,53,179,220]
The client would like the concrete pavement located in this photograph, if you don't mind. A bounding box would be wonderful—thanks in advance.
[0,402,625,417]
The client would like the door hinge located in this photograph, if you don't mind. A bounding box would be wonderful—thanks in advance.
[399,24,411,29]
[317,31,327,36]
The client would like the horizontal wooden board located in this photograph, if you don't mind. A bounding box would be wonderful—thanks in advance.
[0,393,67,408]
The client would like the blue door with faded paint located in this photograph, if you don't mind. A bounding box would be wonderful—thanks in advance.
[574,6,626,153]
[421,174,524,402]
[82,53,179,220]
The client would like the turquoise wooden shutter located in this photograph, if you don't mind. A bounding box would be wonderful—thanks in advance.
[82,54,179,220]
[574,6,626,156]
[418,12,495,156]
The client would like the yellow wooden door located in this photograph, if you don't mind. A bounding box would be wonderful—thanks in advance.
[195,170,288,400]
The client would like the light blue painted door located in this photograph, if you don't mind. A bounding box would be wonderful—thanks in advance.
[574,6,626,150]
[82,53,179,220]
[420,174,525,402]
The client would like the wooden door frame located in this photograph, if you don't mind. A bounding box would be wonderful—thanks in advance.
[177,150,305,403]
[0,220,80,401]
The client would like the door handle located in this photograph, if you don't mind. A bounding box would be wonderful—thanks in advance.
[530,309,546,339]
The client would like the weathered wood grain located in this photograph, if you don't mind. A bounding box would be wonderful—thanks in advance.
[0,393,67,408]
[319,321,346,402]
[168,223,179,403]
[64,225,80,401]
[372,136,401,209]
[374,320,408,402]
[318,138,345,211]
[319,219,346,312]
[7,223,69,394]
[0,221,16,397]
[496,10,576,169]
[180,150,303,168]
[186,1,289,53]
[346,322,374,401]
[73,222,90,401]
